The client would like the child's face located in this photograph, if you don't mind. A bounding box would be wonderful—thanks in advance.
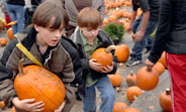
[34,18,64,47]
[80,27,99,39]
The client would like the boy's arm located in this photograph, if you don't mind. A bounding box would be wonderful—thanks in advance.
[0,38,20,107]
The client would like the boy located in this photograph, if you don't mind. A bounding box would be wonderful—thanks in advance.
[70,7,117,112]
[0,1,76,112]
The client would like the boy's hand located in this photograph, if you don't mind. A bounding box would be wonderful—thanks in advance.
[54,100,67,112]
[89,59,103,72]
[100,63,114,73]
[12,97,44,112]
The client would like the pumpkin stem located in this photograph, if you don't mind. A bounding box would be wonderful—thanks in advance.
[165,88,170,95]
[146,67,152,72]
[130,71,134,76]
[105,45,116,53]
[18,58,25,77]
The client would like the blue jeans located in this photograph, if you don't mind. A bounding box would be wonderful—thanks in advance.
[7,4,24,34]
[80,76,115,112]
[131,15,158,60]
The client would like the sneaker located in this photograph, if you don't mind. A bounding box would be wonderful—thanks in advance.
[126,59,142,67]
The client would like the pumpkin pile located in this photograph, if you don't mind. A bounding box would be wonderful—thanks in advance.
[14,59,66,112]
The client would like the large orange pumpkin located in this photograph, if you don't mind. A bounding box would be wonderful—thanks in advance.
[91,45,115,67]
[0,38,7,46]
[122,107,140,112]
[126,86,142,102]
[136,66,159,91]
[113,102,128,112]
[153,62,165,76]
[108,73,123,87]
[159,88,172,111]
[158,51,167,69]
[115,44,130,62]
[126,71,137,87]
[14,59,66,112]
[7,28,14,40]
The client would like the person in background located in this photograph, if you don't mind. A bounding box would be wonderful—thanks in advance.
[0,0,11,28]
[126,0,160,67]
[70,7,117,112]
[146,0,186,111]
[62,0,105,37]
[0,1,76,112]
[6,0,25,34]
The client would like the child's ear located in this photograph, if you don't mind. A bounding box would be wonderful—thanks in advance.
[34,24,39,32]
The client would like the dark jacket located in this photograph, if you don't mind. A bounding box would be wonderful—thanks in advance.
[148,0,186,63]
[6,0,25,6]
[70,28,117,95]
[0,27,75,106]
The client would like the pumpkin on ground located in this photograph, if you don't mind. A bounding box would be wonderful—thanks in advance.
[0,38,7,46]
[126,71,137,87]
[113,102,128,112]
[115,44,129,62]
[153,62,165,75]
[108,73,123,87]
[126,86,142,102]
[136,66,159,91]
[159,88,172,111]
[0,101,5,109]
[14,59,66,112]
[91,45,115,67]
[122,107,140,112]
[7,28,14,40]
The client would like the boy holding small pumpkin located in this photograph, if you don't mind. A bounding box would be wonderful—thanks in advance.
[0,1,78,112]
[70,7,117,112]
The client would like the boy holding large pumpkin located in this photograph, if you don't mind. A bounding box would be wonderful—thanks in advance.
[70,7,117,112]
[0,1,78,112]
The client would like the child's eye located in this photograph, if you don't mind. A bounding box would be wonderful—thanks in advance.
[49,29,55,32]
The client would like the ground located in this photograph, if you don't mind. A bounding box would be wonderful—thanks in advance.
[0,7,170,112]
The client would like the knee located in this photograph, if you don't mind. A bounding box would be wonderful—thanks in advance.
[102,89,115,101]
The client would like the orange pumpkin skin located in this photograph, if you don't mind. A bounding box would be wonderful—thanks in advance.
[7,28,14,40]
[126,71,137,87]
[91,48,113,67]
[158,51,167,69]
[136,67,159,91]
[159,89,172,111]
[0,38,7,46]
[115,44,130,62]
[14,65,66,112]
[11,107,15,112]
[126,86,142,102]
[113,102,128,112]
[153,62,165,75]
[108,74,123,87]
[122,107,140,112]
[0,101,5,109]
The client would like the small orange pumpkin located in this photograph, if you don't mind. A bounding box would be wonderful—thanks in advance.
[108,73,123,87]
[0,38,7,46]
[0,101,5,109]
[113,102,128,112]
[14,59,66,112]
[126,86,142,102]
[153,62,165,75]
[7,28,14,40]
[126,71,137,87]
[115,44,130,62]
[136,66,159,91]
[91,45,115,67]
[159,88,172,111]
[122,107,140,112]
